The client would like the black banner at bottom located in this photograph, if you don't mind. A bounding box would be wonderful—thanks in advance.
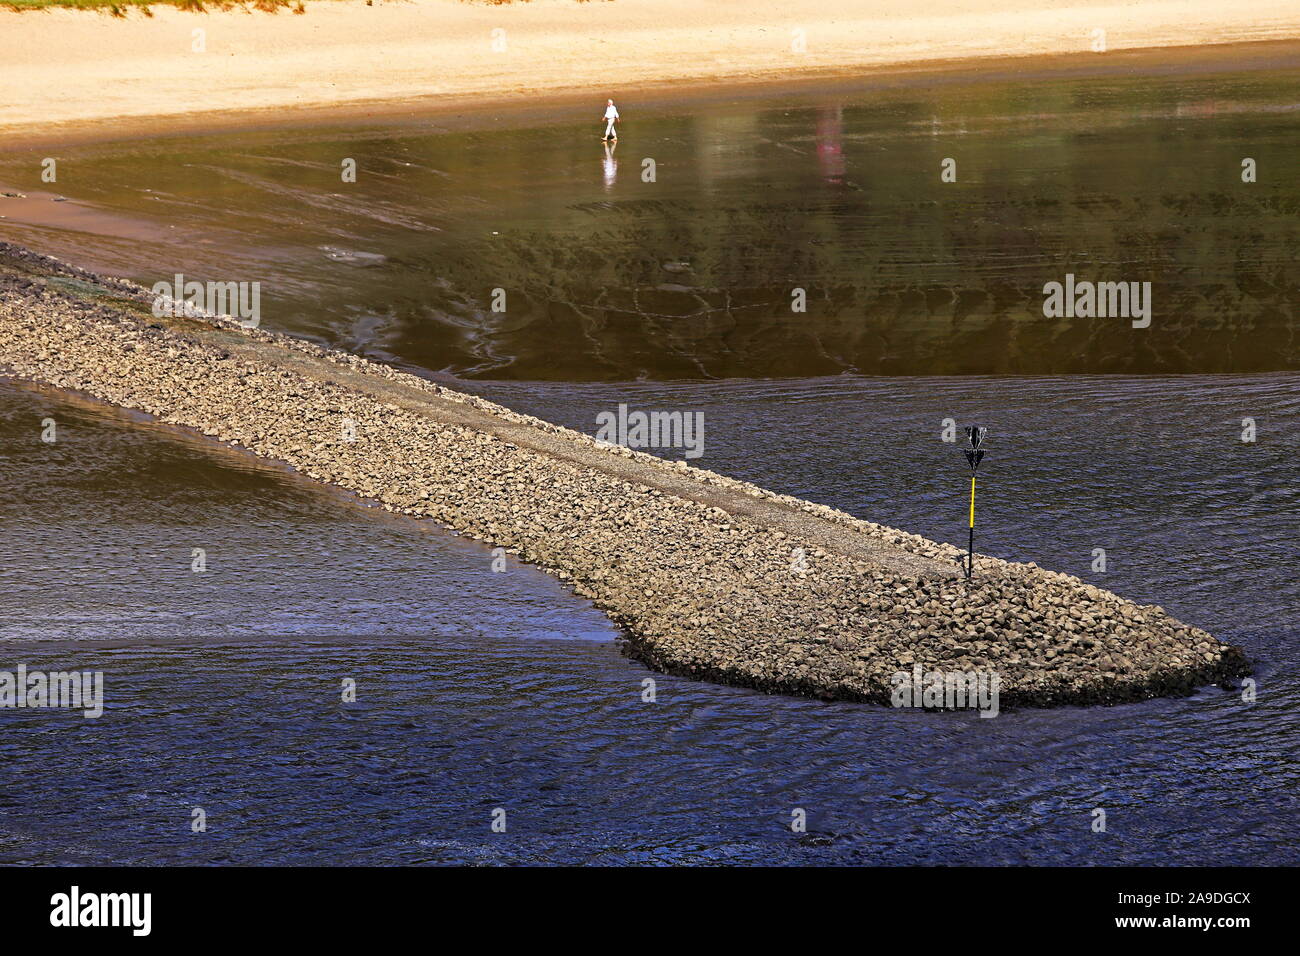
[0,864,1278,942]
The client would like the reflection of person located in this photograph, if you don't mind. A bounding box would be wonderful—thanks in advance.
[602,99,620,141]
[603,140,618,188]
[816,106,844,184]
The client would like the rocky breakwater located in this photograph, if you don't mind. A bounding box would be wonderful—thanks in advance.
[0,243,1250,708]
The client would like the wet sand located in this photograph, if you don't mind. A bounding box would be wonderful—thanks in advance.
[0,242,1251,707]
[0,187,170,241]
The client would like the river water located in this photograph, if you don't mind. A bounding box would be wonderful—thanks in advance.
[0,65,1297,864]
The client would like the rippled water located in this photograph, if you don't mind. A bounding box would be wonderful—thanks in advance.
[1,64,1297,865]
[1,372,1296,865]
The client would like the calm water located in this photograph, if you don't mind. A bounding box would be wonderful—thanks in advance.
[1,67,1298,865]
[1,66,1298,378]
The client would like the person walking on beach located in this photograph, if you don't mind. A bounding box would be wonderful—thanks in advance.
[602,99,620,141]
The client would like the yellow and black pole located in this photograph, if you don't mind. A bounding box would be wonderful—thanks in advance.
[968,472,977,577]
[962,427,987,580]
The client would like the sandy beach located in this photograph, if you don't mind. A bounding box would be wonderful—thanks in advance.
[2,0,1300,142]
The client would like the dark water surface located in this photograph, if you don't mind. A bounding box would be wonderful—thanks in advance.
[0,66,1297,865]
[1,373,1296,865]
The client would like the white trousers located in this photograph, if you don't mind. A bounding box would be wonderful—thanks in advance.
[604,119,617,138]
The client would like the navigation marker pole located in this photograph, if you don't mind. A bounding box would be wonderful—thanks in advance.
[962,426,987,580]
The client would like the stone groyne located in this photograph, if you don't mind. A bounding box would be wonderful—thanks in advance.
[0,243,1250,708]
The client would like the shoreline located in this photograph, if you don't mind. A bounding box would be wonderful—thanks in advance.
[2,0,1299,148]
[5,39,1300,153]
[0,241,1252,708]
[2,37,1296,249]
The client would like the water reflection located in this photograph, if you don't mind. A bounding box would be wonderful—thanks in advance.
[0,67,1296,382]
[602,140,617,189]
[816,106,845,184]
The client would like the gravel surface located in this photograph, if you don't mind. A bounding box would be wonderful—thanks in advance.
[0,242,1250,708]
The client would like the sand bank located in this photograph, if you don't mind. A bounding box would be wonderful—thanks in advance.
[2,0,1299,143]
[0,243,1250,707]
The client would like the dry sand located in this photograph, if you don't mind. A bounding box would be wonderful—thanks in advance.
[2,0,1299,142]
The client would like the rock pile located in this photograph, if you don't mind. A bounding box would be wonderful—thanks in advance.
[0,243,1250,708]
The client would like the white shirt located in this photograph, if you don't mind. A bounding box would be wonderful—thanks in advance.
[604,104,619,120]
